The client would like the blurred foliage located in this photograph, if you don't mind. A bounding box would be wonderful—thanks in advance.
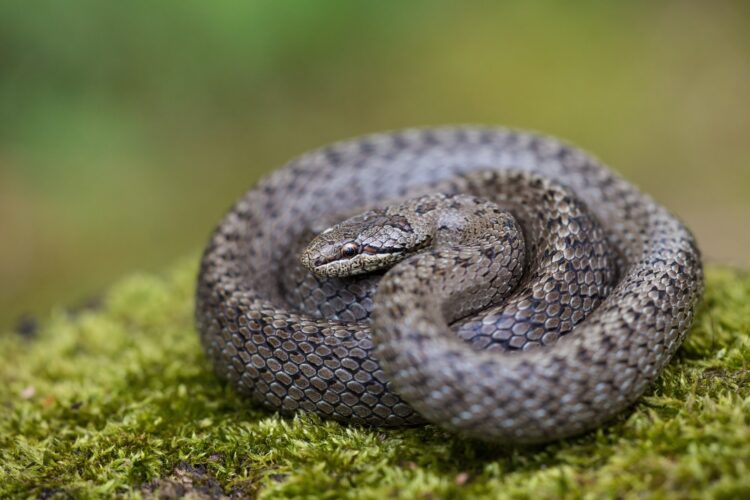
[1,0,749,329]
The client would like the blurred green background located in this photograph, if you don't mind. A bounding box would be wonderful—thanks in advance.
[1,1,749,330]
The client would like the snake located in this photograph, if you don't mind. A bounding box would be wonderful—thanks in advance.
[195,126,703,443]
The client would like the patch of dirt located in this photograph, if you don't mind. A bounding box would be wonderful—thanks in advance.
[141,462,258,499]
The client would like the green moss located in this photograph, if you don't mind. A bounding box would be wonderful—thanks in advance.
[1,260,748,499]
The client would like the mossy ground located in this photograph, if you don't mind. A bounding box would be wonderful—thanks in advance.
[1,259,748,499]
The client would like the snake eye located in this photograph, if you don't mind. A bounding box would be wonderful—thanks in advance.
[341,242,359,259]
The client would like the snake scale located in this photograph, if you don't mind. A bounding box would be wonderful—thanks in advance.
[196,126,703,443]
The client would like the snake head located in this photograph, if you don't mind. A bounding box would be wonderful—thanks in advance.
[300,209,425,277]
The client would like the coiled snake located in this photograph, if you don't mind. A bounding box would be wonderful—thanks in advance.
[196,126,703,443]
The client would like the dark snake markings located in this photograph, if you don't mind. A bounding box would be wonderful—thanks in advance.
[196,126,703,443]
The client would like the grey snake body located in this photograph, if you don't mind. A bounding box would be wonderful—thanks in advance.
[195,126,703,443]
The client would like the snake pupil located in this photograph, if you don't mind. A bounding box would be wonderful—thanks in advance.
[341,242,359,258]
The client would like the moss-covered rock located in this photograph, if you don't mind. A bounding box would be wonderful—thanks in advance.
[1,259,748,498]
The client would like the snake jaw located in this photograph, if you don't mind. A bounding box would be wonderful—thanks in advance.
[300,240,408,278]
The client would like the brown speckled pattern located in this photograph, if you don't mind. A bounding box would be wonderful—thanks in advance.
[195,126,703,443]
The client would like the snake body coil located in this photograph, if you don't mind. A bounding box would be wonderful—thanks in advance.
[196,127,703,443]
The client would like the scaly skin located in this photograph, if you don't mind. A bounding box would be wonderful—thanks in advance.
[195,126,703,443]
